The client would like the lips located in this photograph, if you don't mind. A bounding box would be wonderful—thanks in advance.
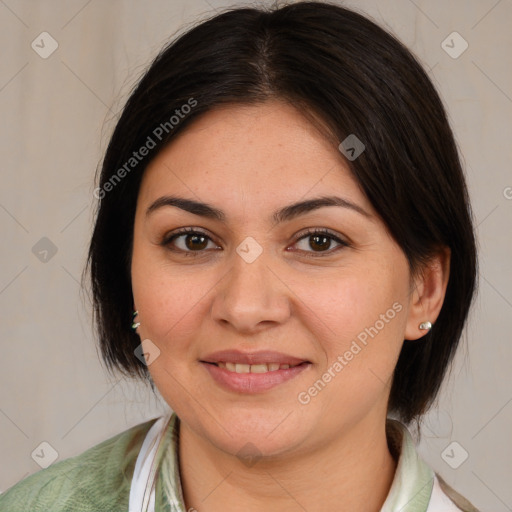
[201,358,311,393]
[200,349,310,366]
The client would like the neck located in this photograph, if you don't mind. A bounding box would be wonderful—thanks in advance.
[177,414,399,512]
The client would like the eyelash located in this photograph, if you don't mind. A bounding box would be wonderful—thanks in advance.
[161,227,350,258]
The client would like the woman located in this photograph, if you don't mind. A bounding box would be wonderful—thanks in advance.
[0,1,480,511]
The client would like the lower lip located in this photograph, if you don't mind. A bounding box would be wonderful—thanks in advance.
[201,362,311,393]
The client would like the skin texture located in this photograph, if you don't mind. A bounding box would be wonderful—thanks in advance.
[131,100,450,512]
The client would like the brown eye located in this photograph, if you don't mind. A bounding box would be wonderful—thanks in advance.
[162,228,219,256]
[293,228,349,257]
[308,234,332,251]
[182,233,209,251]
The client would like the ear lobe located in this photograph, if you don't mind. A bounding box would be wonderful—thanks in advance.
[404,247,451,341]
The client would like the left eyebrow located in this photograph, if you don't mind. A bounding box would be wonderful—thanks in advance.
[145,194,372,224]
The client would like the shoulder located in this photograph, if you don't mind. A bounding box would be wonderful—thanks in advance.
[429,472,481,512]
[385,419,481,512]
[0,416,159,512]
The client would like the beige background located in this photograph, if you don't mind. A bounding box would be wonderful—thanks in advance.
[1,0,511,510]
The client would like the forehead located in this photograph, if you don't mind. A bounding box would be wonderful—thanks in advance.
[138,101,375,219]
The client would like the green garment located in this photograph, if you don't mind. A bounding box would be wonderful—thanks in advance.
[0,417,161,512]
[0,412,478,511]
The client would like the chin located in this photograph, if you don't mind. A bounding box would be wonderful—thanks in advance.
[199,410,310,459]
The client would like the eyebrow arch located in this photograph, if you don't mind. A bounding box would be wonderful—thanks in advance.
[145,194,372,224]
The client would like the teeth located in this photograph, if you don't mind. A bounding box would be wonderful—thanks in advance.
[217,362,298,373]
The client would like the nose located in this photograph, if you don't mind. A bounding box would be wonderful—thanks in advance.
[210,246,291,334]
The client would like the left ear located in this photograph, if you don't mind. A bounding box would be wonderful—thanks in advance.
[404,246,451,341]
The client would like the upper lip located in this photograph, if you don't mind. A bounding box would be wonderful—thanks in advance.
[200,350,310,366]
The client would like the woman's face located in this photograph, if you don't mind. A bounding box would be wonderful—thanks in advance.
[131,100,416,460]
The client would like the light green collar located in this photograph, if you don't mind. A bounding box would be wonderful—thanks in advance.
[380,418,435,512]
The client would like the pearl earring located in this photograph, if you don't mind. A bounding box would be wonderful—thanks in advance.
[132,310,140,330]
[419,321,432,331]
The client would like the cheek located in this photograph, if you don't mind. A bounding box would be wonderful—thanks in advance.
[301,269,405,342]
[134,268,211,343]
[130,236,222,360]
[299,261,408,385]
[307,278,407,418]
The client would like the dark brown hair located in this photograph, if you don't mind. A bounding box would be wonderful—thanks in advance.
[85,1,478,427]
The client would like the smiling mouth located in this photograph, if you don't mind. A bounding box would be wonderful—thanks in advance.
[203,361,310,373]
